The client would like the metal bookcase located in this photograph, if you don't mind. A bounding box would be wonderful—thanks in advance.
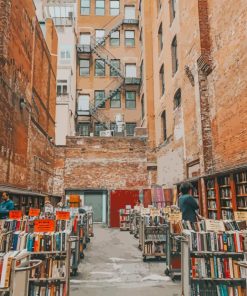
[87,211,94,238]
[180,233,247,296]
[164,223,181,281]
[0,253,41,296]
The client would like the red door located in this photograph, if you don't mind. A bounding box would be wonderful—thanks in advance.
[143,189,152,208]
[110,190,139,227]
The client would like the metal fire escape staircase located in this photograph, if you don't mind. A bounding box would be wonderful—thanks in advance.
[77,16,139,130]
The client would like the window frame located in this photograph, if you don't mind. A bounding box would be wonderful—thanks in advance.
[110,91,121,108]
[95,59,105,77]
[110,30,120,47]
[125,63,137,78]
[159,64,165,96]
[126,122,137,136]
[110,59,120,77]
[77,94,90,112]
[95,90,106,108]
[79,59,90,76]
[95,0,105,15]
[124,5,136,19]
[174,88,181,109]
[95,29,105,45]
[158,23,163,53]
[170,0,176,24]
[141,95,145,119]
[171,36,178,75]
[80,0,90,15]
[94,123,105,136]
[125,91,136,109]
[125,30,135,47]
[77,122,90,136]
[57,80,68,95]
[110,0,120,16]
[161,110,167,141]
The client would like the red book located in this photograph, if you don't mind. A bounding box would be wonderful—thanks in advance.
[224,258,230,278]
[191,257,196,278]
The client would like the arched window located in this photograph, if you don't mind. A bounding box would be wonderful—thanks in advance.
[160,64,165,96]
[171,36,178,74]
[158,23,163,52]
[174,88,181,109]
[161,110,167,141]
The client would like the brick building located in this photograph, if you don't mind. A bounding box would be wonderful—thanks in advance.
[0,0,58,205]
[139,0,247,216]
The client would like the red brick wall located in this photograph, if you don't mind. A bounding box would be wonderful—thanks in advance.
[0,0,57,194]
[53,137,149,195]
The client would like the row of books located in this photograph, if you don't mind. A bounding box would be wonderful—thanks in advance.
[182,220,247,232]
[187,231,247,253]
[221,210,234,220]
[144,226,166,242]
[208,211,217,219]
[10,232,69,252]
[221,200,232,207]
[237,199,247,208]
[143,242,165,255]
[0,220,28,232]
[219,176,230,186]
[219,188,231,198]
[29,282,67,296]
[208,201,217,209]
[237,184,247,195]
[191,256,242,279]
[30,258,66,279]
[191,283,245,296]
[207,189,216,198]
[236,172,247,183]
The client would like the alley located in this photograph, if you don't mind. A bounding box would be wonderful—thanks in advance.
[70,225,181,296]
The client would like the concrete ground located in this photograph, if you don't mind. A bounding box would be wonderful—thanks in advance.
[70,224,181,296]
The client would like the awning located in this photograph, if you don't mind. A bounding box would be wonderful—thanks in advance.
[0,185,46,197]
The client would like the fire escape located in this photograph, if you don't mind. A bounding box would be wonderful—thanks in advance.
[76,17,140,131]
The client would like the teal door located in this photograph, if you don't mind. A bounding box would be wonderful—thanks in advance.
[84,193,103,222]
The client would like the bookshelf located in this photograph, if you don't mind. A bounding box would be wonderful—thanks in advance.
[235,170,247,211]
[218,174,235,220]
[205,178,220,220]
[181,229,247,296]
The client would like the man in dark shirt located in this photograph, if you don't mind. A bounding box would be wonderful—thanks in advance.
[178,182,199,222]
[0,192,14,219]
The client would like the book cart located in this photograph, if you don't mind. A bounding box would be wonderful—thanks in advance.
[140,209,167,262]
[119,208,131,231]
[133,210,141,239]
[164,220,182,280]
[180,219,247,296]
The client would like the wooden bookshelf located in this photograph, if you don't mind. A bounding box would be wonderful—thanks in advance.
[234,170,247,211]
[205,178,220,220]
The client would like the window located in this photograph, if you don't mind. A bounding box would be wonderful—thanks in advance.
[158,23,163,52]
[80,33,91,45]
[95,123,105,136]
[141,95,145,119]
[170,0,176,23]
[77,94,90,114]
[161,110,167,141]
[160,65,165,96]
[96,29,105,45]
[95,0,105,15]
[140,60,143,83]
[79,59,90,76]
[124,6,135,19]
[95,59,105,76]
[110,0,120,16]
[81,0,90,15]
[77,123,90,136]
[59,46,71,64]
[126,123,136,136]
[110,31,120,46]
[125,64,137,78]
[57,80,68,95]
[125,91,136,109]
[95,90,105,108]
[140,28,143,48]
[110,122,116,131]
[110,91,121,108]
[157,0,162,11]
[171,36,178,74]
[125,30,135,47]
[110,59,120,76]
[174,88,181,108]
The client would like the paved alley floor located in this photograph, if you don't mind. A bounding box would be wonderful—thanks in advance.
[70,224,181,296]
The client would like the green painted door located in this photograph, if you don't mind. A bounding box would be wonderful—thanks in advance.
[84,193,103,222]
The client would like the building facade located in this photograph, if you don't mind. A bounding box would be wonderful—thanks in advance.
[35,0,77,145]
[76,0,142,137]
[0,0,57,195]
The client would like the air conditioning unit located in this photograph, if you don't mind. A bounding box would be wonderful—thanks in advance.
[100,130,114,137]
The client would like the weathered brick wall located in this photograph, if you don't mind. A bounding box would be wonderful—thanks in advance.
[207,0,247,171]
[0,0,57,194]
[53,137,149,196]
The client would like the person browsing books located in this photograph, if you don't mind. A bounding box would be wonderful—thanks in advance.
[178,182,199,223]
[0,192,14,219]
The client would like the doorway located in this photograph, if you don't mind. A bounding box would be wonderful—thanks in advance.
[84,192,104,223]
